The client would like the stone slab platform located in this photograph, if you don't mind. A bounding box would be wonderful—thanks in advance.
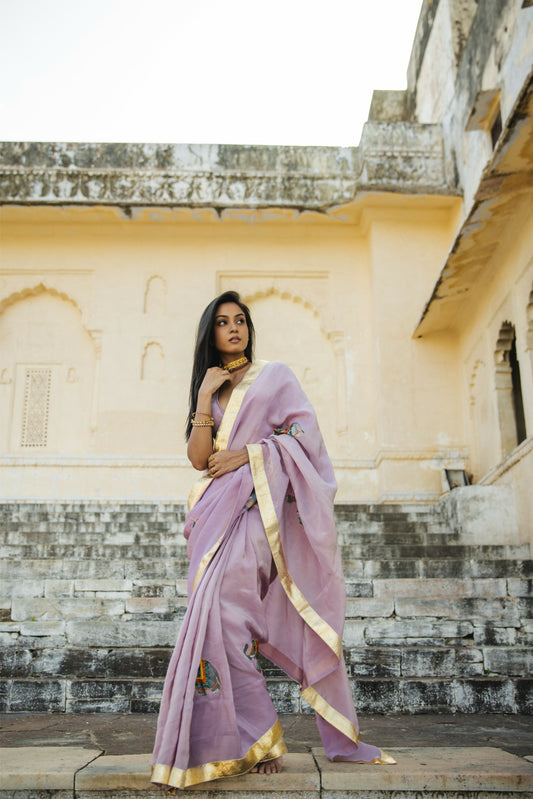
[2,746,533,798]
[314,746,533,793]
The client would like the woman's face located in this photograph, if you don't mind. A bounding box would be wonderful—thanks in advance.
[213,302,249,360]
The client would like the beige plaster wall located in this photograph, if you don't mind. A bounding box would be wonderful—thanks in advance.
[0,198,463,502]
[459,199,533,541]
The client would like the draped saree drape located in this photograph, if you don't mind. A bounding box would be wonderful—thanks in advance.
[151,360,394,790]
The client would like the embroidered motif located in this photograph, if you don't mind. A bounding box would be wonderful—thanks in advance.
[273,422,304,437]
[244,489,257,510]
[195,659,221,695]
[243,639,261,670]
[286,494,303,525]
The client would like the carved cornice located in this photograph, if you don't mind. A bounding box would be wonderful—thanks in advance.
[0,129,455,210]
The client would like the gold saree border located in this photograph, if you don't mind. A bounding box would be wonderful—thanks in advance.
[301,685,359,743]
[187,360,268,512]
[247,442,342,659]
[151,718,284,789]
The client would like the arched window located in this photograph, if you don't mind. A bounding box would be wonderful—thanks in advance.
[494,322,526,457]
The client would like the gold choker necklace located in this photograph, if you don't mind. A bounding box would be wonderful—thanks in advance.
[223,356,249,373]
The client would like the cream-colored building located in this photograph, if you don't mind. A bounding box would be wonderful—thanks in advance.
[1,0,532,542]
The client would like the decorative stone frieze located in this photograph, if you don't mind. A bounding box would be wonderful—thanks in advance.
[0,130,454,210]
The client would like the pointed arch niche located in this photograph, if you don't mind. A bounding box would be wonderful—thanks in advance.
[494,321,527,458]
[144,276,166,315]
[0,288,97,453]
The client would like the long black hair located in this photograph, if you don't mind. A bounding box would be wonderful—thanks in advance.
[186,291,255,440]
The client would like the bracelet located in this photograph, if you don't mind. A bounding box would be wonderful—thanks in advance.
[191,415,214,427]
[192,412,212,420]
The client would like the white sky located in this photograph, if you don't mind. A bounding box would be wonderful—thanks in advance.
[0,0,423,147]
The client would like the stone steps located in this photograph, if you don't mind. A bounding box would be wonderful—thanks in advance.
[1,500,532,714]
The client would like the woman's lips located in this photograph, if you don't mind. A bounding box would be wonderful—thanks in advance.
[229,337,240,343]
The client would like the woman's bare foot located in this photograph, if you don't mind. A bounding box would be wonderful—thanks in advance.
[250,756,283,774]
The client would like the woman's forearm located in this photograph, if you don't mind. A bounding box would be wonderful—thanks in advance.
[187,391,215,469]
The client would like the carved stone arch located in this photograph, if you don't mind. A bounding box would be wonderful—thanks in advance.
[0,288,98,453]
[494,321,526,457]
[244,289,348,443]
[144,276,166,315]
[0,283,84,320]
[242,286,326,332]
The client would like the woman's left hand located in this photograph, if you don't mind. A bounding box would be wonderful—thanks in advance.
[208,448,249,478]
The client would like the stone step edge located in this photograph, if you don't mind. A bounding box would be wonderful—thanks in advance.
[1,747,532,794]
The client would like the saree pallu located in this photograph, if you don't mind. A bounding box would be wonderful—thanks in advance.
[151,361,393,790]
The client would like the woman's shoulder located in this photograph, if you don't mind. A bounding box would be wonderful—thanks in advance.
[260,360,297,379]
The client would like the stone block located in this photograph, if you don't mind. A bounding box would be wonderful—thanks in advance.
[395,597,520,624]
[131,680,164,700]
[0,621,20,632]
[75,578,134,592]
[440,485,519,544]
[342,620,365,646]
[76,752,319,795]
[19,621,66,637]
[65,619,180,648]
[352,679,402,713]
[483,647,533,676]
[125,597,188,614]
[401,679,454,711]
[44,579,74,597]
[374,577,507,599]
[338,559,364,579]
[345,598,393,618]
[401,648,455,677]
[516,679,533,713]
[364,618,474,646]
[473,621,517,645]
[131,698,160,713]
[363,559,421,579]
[508,578,533,597]
[344,581,373,598]
[11,580,46,598]
[314,745,533,792]
[345,647,401,678]
[67,679,132,699]
[132,580,178,598]
[17,597,126,621]
[454,679,517,713]
[66,697,132,713]
[455,646,484,677]
[0,746,100,791]
[10,679,65,712]
[0,647,32,677]
[8,634,66,649]
[268,679,301,713]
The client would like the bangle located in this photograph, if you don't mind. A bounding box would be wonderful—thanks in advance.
[191,413,214,427]
[193,412,212,419]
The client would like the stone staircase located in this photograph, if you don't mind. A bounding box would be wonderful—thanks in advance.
[0,501,532,714]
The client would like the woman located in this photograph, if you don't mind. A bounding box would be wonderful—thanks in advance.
[151,291,395,791]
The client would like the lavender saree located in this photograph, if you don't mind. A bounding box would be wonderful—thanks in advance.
[151,361,393,790]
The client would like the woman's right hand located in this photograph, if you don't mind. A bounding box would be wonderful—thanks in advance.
[198,367,229,399]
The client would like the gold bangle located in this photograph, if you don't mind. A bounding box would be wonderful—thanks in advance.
[192,412,213,420]
[191,419,214,427]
